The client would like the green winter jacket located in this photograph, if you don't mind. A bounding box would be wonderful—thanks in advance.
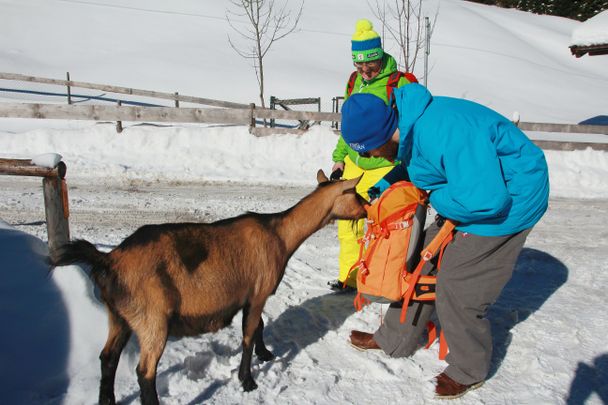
[332,52,412,170]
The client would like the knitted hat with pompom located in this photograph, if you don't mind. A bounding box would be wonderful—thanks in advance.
[351,19,383,62]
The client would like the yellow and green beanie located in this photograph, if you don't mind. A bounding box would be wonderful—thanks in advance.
[351,19,383,62]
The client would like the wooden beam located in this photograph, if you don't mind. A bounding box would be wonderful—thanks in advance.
[0,159,66,178]
[532,140,608,151]
[0,103,251,124]
[0,72,250,109]
[0,102,340,124]
[250,127,308,137]
[253,108,339,121]
[271,97,320,106]
[43,176,70,252]
[519,122,608,135]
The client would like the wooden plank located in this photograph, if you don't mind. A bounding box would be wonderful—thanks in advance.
[0,72,250,109]
[0,102,339,124]
[532,140,608,151]
[0,159,65,177]
[253,108,339,121]
[0,103,251,124]
[249,127,308,137]
[519,122,608,135]
[272,97,320,106]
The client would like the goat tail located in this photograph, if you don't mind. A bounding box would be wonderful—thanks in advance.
[50,239,112,290]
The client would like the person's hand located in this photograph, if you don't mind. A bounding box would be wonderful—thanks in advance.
[330,168,343,181]
[368,186,382,200]
[330,162,345,181]
[367,178,391,201]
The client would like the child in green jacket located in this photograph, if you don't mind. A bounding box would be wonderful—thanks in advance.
[329,19,415,292]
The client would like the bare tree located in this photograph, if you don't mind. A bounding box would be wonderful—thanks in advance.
[227,0,303,109]
[369,0,437,74]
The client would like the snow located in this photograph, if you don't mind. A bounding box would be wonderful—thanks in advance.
[31,153,63,168]
[1,1,608,404]
[571,10,608,46]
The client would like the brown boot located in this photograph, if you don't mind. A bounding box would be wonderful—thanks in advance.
[434,372,484,399]
[349,330,381,351]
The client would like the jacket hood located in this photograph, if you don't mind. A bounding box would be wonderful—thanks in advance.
[393,83,433,162]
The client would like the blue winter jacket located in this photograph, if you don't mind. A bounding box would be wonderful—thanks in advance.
[392,84,549,237]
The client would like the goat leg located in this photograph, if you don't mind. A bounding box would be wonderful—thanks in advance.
[254,318,275,362]
[239,303,267,391]
[135,320,167,405]
[99,312,132,405]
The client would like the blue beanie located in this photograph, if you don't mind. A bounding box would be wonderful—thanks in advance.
[341,93,398,152]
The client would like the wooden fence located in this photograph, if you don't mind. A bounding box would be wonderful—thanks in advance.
[0,72,250,109]
[0,158,70,251]
[1,72,607,149]
[269,96,321,129]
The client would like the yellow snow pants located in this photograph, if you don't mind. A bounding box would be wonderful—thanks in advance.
[337,156,394,287]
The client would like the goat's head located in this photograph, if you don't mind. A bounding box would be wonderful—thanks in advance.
[316,169,369,220]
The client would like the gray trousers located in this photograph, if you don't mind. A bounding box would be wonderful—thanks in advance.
[373,221,531,385]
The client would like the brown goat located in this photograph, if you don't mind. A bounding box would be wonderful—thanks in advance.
[50,170,367,405]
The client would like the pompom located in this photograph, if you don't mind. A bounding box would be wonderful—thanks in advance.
[355,19,373,34]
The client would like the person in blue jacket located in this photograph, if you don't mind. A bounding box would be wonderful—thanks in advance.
[341,85,549,399]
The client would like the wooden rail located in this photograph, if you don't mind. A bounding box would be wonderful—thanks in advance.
[0,159,70,252]
[0,102,339,125]
[518,122,608,135]
[0,72,250,109]
[532,140,608,151]
[269,96,321,129]
[0,99,607,149]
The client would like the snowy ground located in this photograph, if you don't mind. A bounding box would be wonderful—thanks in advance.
[1,0,608,403]
[2,175,608,404]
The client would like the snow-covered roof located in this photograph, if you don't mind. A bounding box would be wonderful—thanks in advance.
[570,10,608,57]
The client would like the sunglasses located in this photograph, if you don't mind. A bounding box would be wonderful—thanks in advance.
[353,60,382,68]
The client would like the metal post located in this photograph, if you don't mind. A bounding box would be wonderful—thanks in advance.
[424,17,430,88]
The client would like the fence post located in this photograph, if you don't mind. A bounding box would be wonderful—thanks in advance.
[249,103,256,131]
[66,72,72,105]
[43,161,70,252]
[175,92,180,108]
[332,96,343,129]
[116,100,123,133]
[269,96,276,128]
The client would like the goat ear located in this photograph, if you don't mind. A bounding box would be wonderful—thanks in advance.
[317,169,329,184]
[341,174,362,191]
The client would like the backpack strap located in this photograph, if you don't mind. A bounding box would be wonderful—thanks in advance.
[404,72,419,83]
[346,71,358,97]
[425,321,449,360]
[399,219,457,324]
[386,71,419,103]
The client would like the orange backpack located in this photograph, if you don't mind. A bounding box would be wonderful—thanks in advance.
[350,181,456,360]
[349,181,457,357]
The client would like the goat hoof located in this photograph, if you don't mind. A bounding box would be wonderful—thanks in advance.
[241,377,258,392]
[98,393,116,405]
[256,348,275,362]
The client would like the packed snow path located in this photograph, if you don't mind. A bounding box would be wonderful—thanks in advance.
[1,177,607,404]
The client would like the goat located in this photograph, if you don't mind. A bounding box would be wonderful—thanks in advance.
[50,170,367,405]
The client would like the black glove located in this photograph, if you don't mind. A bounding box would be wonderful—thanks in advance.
[330,168,343,181]
[435,214,446,227]
[368,186,382,200]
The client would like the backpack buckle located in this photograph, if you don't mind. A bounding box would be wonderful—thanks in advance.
[422,250,433,261]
